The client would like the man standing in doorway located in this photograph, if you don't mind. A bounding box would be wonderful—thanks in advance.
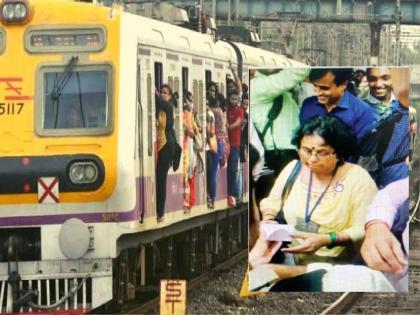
[227,89,244,207]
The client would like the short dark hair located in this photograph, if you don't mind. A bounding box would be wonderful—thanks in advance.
[365,67,390,78]
[291,116,356,163]
[161,84,173,95]
[209,96,219,108]
[229,89,239,97]
[208,81,218,92]
[309,68,353,86]
[354,69,365,76]
[365,68,374,76]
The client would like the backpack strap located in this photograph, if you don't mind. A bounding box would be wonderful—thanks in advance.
[276,160,302,224]
[376,111,403,165]
[257,94,283,149]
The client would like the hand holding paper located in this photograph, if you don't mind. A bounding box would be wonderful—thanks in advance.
[260,223,294,242]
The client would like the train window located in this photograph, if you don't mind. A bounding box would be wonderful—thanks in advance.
[205,70,212,88]
[167,76,174,91]
[136,63,142,160]
[198,80,204,135]
[154,62,163,92]
[174,77,181,143]
[0,29,5,53]
[182,67,189,93]
[147,74,153,156]
[198,80,204,120]
[192,80,199,111]
[25,26,105,53]
[36,64,113,136]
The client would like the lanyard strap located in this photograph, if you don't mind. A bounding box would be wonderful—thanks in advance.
[305,167,337,223]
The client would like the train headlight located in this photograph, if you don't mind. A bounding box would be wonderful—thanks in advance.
[0,0,32,24]
[69,162,98,184]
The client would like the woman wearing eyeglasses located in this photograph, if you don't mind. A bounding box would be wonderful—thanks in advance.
[255,116,378,266]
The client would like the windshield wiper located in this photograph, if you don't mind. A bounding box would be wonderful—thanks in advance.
[51,56,79,128]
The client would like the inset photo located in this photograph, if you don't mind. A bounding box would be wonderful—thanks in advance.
[248,67,410,292]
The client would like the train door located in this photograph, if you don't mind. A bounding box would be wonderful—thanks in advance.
[136,46,145,222]
[188,57,206,207]
[197,69,207,207]
[137,45,157,221]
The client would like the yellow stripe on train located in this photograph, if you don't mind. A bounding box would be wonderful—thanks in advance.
[0,0,121,204]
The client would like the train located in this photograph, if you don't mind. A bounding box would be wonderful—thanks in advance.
[0,0,304,312]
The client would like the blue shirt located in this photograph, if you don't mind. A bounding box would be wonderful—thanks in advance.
[363,92,398,123]
[376,103,409,188]
[300,91,374,142]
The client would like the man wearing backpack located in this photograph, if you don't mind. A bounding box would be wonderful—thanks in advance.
[360,67,410,188]
[251,68,310,204]
[364,67,400,122]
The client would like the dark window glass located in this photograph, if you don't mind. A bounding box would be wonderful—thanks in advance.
[43,70,108,130]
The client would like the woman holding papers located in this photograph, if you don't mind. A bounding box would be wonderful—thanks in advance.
[257,116,377,265]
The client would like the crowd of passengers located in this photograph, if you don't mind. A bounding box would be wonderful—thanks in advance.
[154,61,249,223]
[247,67,417,292]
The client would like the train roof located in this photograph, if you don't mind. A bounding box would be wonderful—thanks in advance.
[30,0,304,67]
[232,42,306,67]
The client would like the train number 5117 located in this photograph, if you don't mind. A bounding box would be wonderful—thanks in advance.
[0,103,24,115]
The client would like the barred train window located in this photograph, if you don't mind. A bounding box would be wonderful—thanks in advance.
[192,80,199,110]
[147,74,153,156]
[174,77,181,143]
[42,68,110,134]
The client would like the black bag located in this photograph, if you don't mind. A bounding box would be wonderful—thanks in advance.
[275,160,302,224]
[270,160,302,265]
[256,94,283,146]
[172,142,182,172]
[240,143,248,163]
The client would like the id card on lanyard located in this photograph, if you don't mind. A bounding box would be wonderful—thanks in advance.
[295,216,319,233]
[295,169,335,233]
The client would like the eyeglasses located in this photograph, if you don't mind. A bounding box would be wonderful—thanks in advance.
[297,148,336,159]
[209,89,216,93]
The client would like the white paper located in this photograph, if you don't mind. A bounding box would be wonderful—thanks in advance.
[261,223,293,242]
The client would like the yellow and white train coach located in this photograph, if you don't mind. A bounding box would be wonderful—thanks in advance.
[0,0,303,312]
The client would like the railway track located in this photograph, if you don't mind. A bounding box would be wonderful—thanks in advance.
[119,250,248,314]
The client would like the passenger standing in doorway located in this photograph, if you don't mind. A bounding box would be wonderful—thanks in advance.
[206,98,217,209]
[238,96,249,203]
[227,89,244,206]
[208,97,226,208]
[156,84,176,222]
[182,91,199,213]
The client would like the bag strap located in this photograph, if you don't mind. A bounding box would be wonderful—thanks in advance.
[376,111,402,165]
[275,160,302,223]
[258,94,283,146]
